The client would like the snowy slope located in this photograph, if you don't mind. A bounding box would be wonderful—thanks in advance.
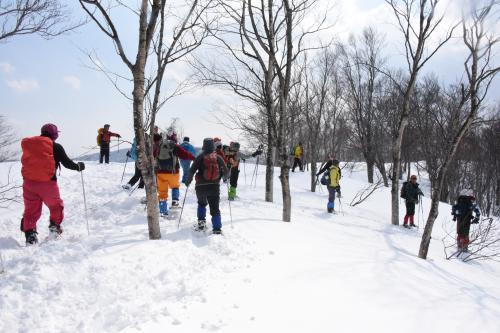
[1,161,499,333]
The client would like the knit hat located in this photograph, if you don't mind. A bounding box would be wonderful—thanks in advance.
[183,137,190,142]
[41,123,60,140]
[202,138,215,153]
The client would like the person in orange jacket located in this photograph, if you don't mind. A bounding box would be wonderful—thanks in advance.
[97,124,121,164]
[155,132,195,217]
[21,123,85,245]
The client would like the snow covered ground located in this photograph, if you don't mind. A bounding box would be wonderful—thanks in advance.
[1,161,499,333]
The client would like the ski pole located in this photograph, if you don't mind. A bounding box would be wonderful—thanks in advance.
[244,159,247,185]
[177,185,190,229]
[80,170,90,236]
[120,154,129,184]
[226,182,234,228]
[0,250,5,274]
[254,156,260,187]
[337,195,344,216]
[128,182,140,196]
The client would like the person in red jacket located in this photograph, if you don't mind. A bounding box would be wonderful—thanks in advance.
[21,123,85,245]
[97,124,121,164]
[155,132,195,217]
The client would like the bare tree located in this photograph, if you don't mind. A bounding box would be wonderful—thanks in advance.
[79,0,163,239]
[80,0,214,239]
[341,27,386,184]
[0,115,16,162]
[419,0,500,259]
[0,0,75,42]
[385,0,456,226]
[194,0,329,220]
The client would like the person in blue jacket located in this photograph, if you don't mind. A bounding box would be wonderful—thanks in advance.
[122,137,144,190]
[180,136,197,184]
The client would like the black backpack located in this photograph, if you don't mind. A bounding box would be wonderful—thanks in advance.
[157,140,178,172]
[400,182,408,199]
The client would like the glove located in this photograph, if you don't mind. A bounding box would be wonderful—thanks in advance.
[452,216,457,221]
[77,162,85,172]
[185,179,191,187]
[117,134,122,138]
[252,150,263,157]
[241,158,246,162]
[126,150,131,158]
[472,217,479,224]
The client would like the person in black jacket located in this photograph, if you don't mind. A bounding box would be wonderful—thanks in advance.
[185,138,228,234]
[452,189,481,251]
[400,175,424,227]
[20,123,85,245]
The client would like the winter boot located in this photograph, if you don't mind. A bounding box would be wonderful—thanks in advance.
[25,230,38,245]
[228,186,237,201]
[159,200,168,217]
[122,184,131,190]
[212,229,222,235]
[171,200,180,208]
[327,201,334,213]
[196,219,206,231]
[49,222,63,236]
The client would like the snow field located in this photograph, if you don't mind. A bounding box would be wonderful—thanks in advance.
[0,160,499,333]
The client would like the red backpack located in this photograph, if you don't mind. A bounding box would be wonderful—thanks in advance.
[202,152,220,181]
[21,136,55,181]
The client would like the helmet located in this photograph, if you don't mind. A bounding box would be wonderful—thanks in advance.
[41,123,59,140]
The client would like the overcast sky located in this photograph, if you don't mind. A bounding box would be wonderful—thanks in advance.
[1,0,498,157]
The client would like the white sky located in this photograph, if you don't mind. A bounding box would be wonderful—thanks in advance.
[0,0,498,157]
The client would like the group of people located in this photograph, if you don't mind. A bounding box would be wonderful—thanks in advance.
[18,124,481,251]
[121,131,263,234]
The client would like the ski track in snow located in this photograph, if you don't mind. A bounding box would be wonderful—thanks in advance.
[1,161,500,333]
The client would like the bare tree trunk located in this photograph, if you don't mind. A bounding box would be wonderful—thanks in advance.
[265,143,274,202]
[279,164,292,221]
[367,158,375,184]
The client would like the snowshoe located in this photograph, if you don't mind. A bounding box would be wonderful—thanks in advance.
[409,223,417,228]
[403,224,409,228]
[48,222,63,240]
[171,200,181,209]
[212,229,222,235]
[193,219,207,232]
[327,208,334,213]
[25,230,38,246]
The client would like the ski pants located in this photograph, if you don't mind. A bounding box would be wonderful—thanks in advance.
[457,216,472,247]
[327,185,336,210]
[99,143,110,164]
[180,160,192,183]
[292,157,303,172]
[22,179,64,232]
[128,162,144,188]
[229,166,239,188]
[157,172,180,201]
[405,200,416,216]
[196,184,222,230]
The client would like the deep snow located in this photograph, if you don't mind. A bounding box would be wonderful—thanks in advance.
[1,160,499,333]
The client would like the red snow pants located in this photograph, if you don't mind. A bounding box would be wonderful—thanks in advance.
[22,179,64,231]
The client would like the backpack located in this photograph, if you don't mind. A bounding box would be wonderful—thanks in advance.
[157,140,178,172]
[400,182,408,199]
[320,172,329,185]
[96,128,103,146]
[202,152,220,181]
[453,196,473,217]
[21,136,55,181]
